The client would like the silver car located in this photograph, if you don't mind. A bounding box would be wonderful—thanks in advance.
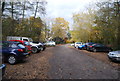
[108,50,120,61]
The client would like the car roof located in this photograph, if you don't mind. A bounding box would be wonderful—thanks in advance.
[9,40,24,43]
[2,41,20,44]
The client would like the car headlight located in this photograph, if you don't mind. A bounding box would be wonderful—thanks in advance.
[110,54,120,57]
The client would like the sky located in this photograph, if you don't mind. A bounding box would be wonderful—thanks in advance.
[46,0,97,30]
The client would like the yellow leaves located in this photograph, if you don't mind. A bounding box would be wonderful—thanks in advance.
[29,16,35,21]
[51,17,69,38]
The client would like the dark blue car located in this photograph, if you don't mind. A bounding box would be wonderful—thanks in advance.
[1,41,29,65]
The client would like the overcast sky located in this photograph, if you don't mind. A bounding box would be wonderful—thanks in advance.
[46,0,97,29]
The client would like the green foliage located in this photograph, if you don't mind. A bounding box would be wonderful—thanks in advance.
[2,1,47,42]
[71,0,120,50]
[51,17,69,39]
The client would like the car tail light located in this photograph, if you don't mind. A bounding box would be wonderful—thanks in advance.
[89,46,93,47]
[18,49,23,52]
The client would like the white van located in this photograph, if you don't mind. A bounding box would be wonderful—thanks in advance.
[7,36,32,42]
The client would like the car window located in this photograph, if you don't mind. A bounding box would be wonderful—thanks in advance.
[24,41,30,45]
[76,42,81,44]
[10,43,18,48]
[95,44,104,47]
[23,39,28,41]
[32,41,39,44]
[18,44,25,48]
[2,42,9,47]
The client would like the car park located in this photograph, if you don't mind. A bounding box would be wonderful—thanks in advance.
[88,43,112,52]
[74,42,82,48]
[108,50,120,61]
[9,40,32,54]
[1,41,29,65]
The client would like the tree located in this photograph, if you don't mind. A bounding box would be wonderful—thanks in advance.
[51,17,69,39]
[2,1,47,41]
[33,0,47,18]
[95,0,120,49]
[71,9,96,42]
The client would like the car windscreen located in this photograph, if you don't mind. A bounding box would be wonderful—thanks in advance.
[88,43,95,45]
[94,44,105,47]
[76,42,82,44]
[24,41,30,45]
[18,44,25,48]
[2,42,9,47]
[32,41,39,44]
[10,43,18,48]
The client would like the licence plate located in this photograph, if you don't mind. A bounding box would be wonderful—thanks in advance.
[26,55,29,57]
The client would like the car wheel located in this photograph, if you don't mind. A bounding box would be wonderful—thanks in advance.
[43,47,46,51]
[37,49,41,53]
[39,47,43,51]
[81,47,84,50]
[93,49,97,52]
[8,55,17,65]
[32,47,38,53]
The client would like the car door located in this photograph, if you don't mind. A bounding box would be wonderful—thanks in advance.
[2,42,11,60]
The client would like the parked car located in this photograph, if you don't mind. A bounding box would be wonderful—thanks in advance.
[31,41,46,51]
[71,43,74,46]
[108,50,120,61]
[7,36,32,42]
[45,41,56,46]
[88,43,112,52]
[1,41,29,65]
[78,43,86,50]
[86,42,96,51]
[74,42,82,48]
[9,40,32,54]
[29,42,43,53]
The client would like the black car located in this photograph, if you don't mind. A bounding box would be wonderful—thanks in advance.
[88,43,112,52]
[1,41,29,65]
[85,42,96,50]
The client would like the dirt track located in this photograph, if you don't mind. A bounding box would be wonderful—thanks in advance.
[3,44,120,79]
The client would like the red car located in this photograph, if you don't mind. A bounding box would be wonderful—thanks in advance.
[9,40,32,54]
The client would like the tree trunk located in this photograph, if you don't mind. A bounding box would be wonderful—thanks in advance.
[2,2,5,15]
[22,2,25,20]
[34,2,38,18]
[11,2,14,19]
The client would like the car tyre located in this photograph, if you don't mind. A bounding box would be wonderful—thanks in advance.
[40,47,44,51]
[32,47,38,53]
[93,49,97,52]
[8,55,17,65]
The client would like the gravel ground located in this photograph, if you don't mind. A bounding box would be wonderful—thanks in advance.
[69,45,120,69]
[3,47,53,79]
[2,44,120,80]
[48,44,119,79]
